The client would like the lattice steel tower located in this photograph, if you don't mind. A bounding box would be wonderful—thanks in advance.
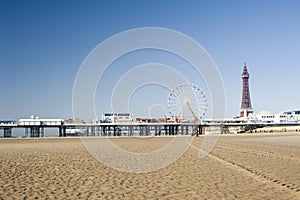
[240,62,253,117]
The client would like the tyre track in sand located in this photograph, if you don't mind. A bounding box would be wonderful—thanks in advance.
[207,152,300,199]
[217,142,300,164]
[209,141,300,196]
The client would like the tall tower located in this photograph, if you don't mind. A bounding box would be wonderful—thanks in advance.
[240,62,253,117]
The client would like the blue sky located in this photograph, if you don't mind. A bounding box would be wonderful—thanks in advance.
[1,0,300,121]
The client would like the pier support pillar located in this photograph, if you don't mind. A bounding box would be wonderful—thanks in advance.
[63,127,66,137]
[86,126,89,136]
[174,125,178,135]
[25,127,29,137]
[59,127,63,137]
[59,126,66,137]
[91,126,95,136]
[40,127,44,137]
[4,128,12,138]
[169,126,172,135]
[198,124,202,136]
[30,127,40,137]
[129,126,133,136]
[102,126,106,136]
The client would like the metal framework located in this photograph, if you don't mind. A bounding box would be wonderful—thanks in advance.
[240,63,253,117]
[168,83,208,123]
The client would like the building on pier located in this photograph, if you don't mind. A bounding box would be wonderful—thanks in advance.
[17,116,64,137]
[100,113,133,123]
[19,116,64,126]
[0,120,16,125]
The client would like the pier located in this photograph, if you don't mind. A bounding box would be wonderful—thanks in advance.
[0,122,203,138]
[1,119,300,138]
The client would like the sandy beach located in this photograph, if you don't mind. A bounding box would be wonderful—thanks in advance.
[1,133,300,199]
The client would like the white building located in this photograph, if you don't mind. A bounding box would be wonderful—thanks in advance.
[283,109,300,122]
[254,110,300,123]
[19,116,64,126]
[100,113,133,123]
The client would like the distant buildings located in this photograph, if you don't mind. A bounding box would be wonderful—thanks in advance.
[254,110,300,123]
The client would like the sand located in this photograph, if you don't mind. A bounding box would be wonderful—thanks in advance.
[1,133,300,199]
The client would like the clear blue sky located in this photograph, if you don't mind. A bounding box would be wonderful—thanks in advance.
[1,0,299,120]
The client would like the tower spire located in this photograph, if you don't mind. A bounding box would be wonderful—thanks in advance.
[240,62,253,117]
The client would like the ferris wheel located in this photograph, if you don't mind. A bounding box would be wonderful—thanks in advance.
[168,83,208,123]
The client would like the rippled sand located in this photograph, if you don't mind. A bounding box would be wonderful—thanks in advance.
[1,133,300,199]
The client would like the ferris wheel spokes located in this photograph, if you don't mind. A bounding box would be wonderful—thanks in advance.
[168,83,208,123]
